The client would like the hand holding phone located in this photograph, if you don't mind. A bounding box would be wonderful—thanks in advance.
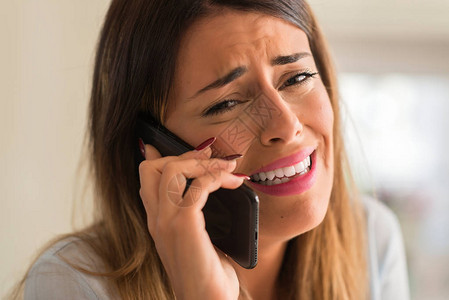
[136,113,258,269]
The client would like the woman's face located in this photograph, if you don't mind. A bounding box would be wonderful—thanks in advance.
[164,11,334,243]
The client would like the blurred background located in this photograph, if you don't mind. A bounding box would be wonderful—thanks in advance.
[310,1,449,299]
[1,0,448,299]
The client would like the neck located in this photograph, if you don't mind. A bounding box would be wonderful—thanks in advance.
[232,239,288,300]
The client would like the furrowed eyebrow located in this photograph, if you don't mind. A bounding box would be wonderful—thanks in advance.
[188,52,311,100]
[271,52,311,66]
[191,66,248,98]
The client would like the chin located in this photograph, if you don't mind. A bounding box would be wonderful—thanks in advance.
[257,183,332,244]
[294,193,330,234]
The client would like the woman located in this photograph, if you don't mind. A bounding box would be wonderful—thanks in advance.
[16,0,409,299]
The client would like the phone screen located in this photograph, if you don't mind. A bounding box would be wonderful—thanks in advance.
[136,114,259,269]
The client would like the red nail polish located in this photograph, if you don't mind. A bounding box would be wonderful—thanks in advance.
[232,173,251,180]
[195,137,216,151]
[222,154,243,161]
[138,138,145,158]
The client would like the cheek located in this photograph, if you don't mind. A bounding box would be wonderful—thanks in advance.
[166,116,253,158]
[296,85,334,151]
[322,102,334,139]
[164,116,213,150]
[200,117,260,158]
[308,90,335,171]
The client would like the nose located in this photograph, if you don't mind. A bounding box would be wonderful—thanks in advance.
[250,89,303,146]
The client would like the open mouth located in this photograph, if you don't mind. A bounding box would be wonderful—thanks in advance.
[250,154,312,186]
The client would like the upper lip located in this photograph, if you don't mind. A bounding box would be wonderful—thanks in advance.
[249,147,315,176]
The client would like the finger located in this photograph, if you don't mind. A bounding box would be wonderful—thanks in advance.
[138,162,160,227]
[143,142,213,161]
[140,156,236,214]
[181,171,246,208]
[161,157,237,186]
[157,158,238,208]
[142,141,214,171]
[138,139,214,204]
[144,143,162,160]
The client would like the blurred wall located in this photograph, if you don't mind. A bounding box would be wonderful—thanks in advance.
[0,0,109,296]
[310,2,449,300]
[310,0,449,74]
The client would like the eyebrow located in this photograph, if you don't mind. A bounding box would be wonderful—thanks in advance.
[190,52,311,99]
[271,52,311,66]
[192,66,248,98]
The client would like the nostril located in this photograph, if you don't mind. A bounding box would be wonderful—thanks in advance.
[269,137,282,143]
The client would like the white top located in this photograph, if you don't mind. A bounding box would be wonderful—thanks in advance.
[24,197,410,299]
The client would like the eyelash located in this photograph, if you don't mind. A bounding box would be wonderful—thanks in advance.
[202,71,319,117]
[279,70,319,90]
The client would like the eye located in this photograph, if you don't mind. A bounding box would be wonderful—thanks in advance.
[280,71,319,90]
[202,99,244,117]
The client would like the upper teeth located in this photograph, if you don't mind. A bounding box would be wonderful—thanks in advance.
[251,155,311,182]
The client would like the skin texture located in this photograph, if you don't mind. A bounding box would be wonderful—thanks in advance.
[140,11,335,300]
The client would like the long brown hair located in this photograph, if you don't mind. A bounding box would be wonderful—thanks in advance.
[12,1,367,299]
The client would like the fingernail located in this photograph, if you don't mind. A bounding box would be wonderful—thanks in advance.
[138,138,145,158]
[195,137,216,151]
[232,173,251,180]
[221,154,243,161]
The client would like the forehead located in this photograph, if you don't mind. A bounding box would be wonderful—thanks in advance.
[173,11,311,96]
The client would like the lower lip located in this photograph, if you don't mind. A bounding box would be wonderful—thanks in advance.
[248,151,317,196]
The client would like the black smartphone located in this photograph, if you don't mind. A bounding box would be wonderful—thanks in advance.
[136,113,259,269]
